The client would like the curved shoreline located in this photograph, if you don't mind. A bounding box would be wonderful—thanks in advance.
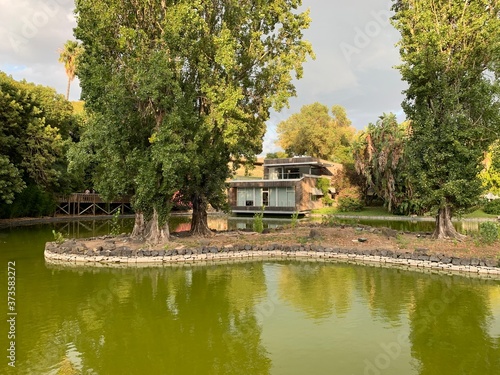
[44,238,500,279]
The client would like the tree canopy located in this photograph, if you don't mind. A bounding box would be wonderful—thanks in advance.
[73,0,313,239]
[392,0,500,239]
[276,103,355,163]
[479,141,500,196]
[0,72,81,217]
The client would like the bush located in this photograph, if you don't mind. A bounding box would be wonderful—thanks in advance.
[483,199,500,215]
[478,222,500,245]
[252,207,264,233]
[337,196,364,212]
[0,185,56,218]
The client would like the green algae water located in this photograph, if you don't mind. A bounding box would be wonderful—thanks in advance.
[1,222,500,374]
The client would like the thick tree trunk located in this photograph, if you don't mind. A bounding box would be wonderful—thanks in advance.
[432,206,466,240]
[145,208,169,244]
[190,193,212,236]
[131,211,145,238]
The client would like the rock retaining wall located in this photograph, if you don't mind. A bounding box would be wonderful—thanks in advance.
[44,236,500,278]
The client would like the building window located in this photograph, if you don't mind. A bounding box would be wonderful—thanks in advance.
[262,188,269,206]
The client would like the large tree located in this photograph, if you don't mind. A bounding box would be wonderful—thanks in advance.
[392,0,500,239]
[58,40,83,100]
[0,73,69,201]
[74,0,313,237]
[277,103,355,163]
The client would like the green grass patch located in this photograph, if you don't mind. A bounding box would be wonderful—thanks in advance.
[463,209,498,219]
[311,206,394,216]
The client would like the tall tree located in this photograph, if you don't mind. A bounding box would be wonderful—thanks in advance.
[74,0,313,237]
[392,0,500,239]
[277,103,355,163]
[0,73,67,198]
[352,113,412,213]
[58,40,83,100]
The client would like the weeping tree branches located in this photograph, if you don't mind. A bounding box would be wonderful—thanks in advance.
[353,113,412,214]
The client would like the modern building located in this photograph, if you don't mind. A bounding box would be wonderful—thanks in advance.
[228,156,342,214]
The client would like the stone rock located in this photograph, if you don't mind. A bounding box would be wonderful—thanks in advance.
[381,227,398,238]
[309,229,323,239]
[429,255,440,263]
[451,258,461,266]
[460,258,471,266]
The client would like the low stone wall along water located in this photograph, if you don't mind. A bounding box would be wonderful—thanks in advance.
[44,235,500,278]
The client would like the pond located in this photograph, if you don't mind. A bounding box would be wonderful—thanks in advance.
[321,217,486,235]
[1,222,500,374]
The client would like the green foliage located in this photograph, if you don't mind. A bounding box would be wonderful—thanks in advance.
[110,208,121,236]
[337,197,364,212]
[277,103,355,163]
[316,177,333,206]
[58,40,83,100]
[478,222,500,245]
[479,141,500,196]
[266,152,289,159]
[392,0,500,232]
[252,207,265,233]
[483,200,500,215]
[74,0,313,235]
[352,113,411,213]
[0,185,56,219]
[0,71,81,211]
[52,230,65,244]
[291,211,299,229]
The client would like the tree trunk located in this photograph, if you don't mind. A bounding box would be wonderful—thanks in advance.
[432,206,466,240]
[131,211,145,238]
[190,193,212,236]
[145,208,169,244]
[66,77,71,101]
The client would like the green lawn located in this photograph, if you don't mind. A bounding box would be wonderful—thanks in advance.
[311,206,498,219]
[311,206,394,216]
[463,209,498,219]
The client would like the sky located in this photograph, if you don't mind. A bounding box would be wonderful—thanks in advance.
[0,0,406,155]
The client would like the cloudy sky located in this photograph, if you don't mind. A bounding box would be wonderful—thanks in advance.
[0,0,406,154]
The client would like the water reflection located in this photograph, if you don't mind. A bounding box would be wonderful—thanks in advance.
[278,262,355,319]
[409,276,500,375]
[20,265,271,374]
[48,215,293,238]
[2,222,500,374]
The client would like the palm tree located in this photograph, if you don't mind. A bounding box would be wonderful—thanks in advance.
[58,40,83,100]
[353,113,411,213]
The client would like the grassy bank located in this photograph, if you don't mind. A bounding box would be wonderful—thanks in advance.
[311,206,498,219]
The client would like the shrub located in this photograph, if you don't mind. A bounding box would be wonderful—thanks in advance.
[52,230,65,244]
[483,199,500,215]
[0,185,56,218]
[479,222,500,245]
[290,211,299,228]
[337,196,364,212]
[110,208,121,236]
[252,207,264,233]
[316,177,334,205]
